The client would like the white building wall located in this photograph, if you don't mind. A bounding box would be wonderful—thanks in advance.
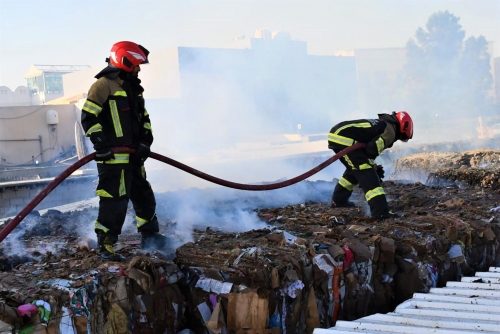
[0,86,32,106]
[62,66,101,97]
[0,104,78,164]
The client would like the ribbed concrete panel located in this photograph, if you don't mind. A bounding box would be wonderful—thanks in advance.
[460,276,500,283]
[314,267,500,333]
[0,197,99,224]
[475,271,500,278]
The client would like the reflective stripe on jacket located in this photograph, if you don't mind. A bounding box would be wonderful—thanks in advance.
[328,118,396,159]
[81,77,153,155]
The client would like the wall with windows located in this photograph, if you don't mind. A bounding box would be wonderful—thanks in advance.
[26,73,66,104]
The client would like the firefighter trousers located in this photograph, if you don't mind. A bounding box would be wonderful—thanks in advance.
[330,144,390,219]
[94,163,159,242]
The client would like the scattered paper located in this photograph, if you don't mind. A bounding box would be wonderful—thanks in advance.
[136,295,147,312]
[196,276,233,295]
[195,277,212,292]
[283,231,297,244]
[108,266,120,273]
[211,280,233,295]
[284,280,304,298]
[197,302,212,323]
[172,302,179,328]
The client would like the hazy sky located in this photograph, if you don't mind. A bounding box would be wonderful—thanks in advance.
[0,0,499,89]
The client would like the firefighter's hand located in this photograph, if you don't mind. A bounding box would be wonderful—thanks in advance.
[135,142,150,162]
[95,148,115,161]
[375,164,385,179]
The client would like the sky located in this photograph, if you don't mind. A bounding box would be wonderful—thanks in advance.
[0,0,499,89]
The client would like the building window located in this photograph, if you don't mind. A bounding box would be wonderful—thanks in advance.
[45,74,63,93]
[27,76,45,95]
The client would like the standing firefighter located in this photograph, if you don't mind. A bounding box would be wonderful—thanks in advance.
[81,41,168,261]
[328,111,413,220]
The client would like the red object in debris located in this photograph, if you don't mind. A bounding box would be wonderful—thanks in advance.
[0,143,365,243]
[119,268,125,276]
[18,304,39,317]
[343,246,354,269]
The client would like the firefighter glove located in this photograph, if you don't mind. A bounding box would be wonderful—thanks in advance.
[375,164,385,179]
[95,148,115,161]
[136,142,150,162]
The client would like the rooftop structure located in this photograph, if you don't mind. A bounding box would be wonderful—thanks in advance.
[24,64,90,104]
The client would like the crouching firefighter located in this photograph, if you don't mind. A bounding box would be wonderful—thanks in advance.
[328,111,413,220]
[81,41,169,261]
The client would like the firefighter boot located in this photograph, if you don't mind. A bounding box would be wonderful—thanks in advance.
[331,201,356,208]
[97,233,121,262]
[141,232,170,250]
[376,210,400,221]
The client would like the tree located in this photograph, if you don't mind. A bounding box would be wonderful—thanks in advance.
[458,36,494,113]
[404,11,494,133]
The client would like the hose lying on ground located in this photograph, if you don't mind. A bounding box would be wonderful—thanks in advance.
[0,143,365,242]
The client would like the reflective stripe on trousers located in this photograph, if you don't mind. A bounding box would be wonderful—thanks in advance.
[365,186,385,201]
[95,221,110,233]
[96,153,130,164]
[338,177,354,191]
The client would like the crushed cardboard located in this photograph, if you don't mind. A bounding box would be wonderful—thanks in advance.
[0,177,500,333]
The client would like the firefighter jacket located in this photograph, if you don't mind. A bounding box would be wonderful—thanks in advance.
[81,74,153,165]
[328,114,398,159]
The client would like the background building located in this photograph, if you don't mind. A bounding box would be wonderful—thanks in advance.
[62,32,358,153]
[0,104,79,166]
[24,64,89,104]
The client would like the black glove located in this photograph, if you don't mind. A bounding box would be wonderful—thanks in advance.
[375,164,385,179]
[135,142,150,162]
[95,147,115,161]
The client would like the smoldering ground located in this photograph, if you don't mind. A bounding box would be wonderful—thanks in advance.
[0,176,357,262]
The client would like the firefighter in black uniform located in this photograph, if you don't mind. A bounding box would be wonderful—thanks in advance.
[328,111,414,220]
[81,41,168,261]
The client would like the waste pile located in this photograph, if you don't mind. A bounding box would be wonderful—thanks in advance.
[381,137,500,166]
[175,181,500,333]
[391,149,500,187]
[0,232,185,333]
[1,176,500,333]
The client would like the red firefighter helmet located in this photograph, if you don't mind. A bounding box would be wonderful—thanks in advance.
[394,111,413,142]
[108,41,149,72]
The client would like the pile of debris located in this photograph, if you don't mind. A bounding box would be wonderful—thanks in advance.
[0,177,499,333]
[0,235,186,333]
[174,182,500,333]
[381,137,500,165]
[391,149,500,187]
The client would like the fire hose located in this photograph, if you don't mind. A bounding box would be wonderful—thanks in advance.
[0,143,365,243]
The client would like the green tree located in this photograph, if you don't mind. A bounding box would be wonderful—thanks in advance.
[404,11,493,129]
